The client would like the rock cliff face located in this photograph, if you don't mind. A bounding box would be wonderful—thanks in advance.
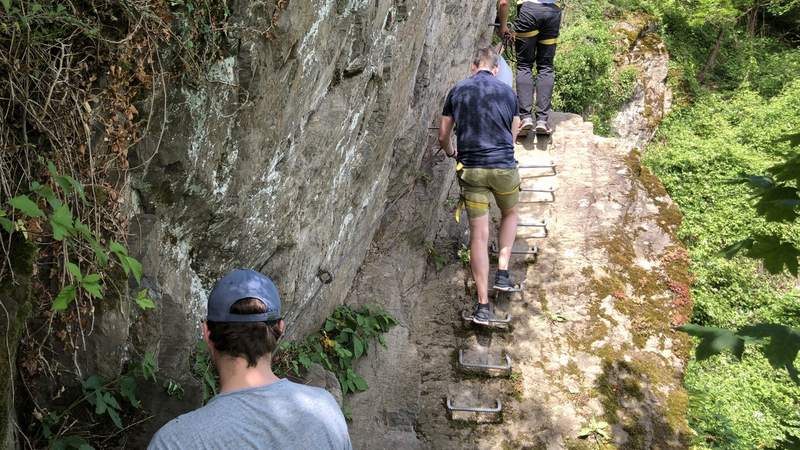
[124,0,494,440]
[611,18,672,150]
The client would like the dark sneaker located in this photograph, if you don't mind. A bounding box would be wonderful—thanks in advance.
[493,271,516,291]
[535,120,552,135]
[518,117,534,137]
[472,303,491,325]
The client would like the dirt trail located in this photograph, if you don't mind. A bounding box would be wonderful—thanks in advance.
[413,112,692,449]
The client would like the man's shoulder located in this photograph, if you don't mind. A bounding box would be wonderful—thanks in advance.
[484,75,516,96]
[148,404,219,448]
[280,380,341,407]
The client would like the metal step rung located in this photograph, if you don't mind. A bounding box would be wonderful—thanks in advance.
[489,242,539,256]
[458,350,512,372]
[521,187,555,193]
[447,398,503,414]
[520,187,556,202]
[518,162,557,176]
[518,220,548,237]
[461,310,512,324]
[518,162,556,169]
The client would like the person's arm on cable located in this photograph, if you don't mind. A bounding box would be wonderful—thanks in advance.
[439,116,456,158]
[498,0,510,39]
[440,89,457,158]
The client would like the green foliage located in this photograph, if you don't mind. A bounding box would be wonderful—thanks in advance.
[166,0,232,75]
[551,18,638,135]
[457,245,470,266]
[721,133,800,276]
[645,75,800,448]
[192,340,218,404]
[275,305,397,396]
[2,161,155,312]
[687,354,800,449]
[647,0,800,98]
[40,353,158,447]
[577,418,611,444]
[163,379,185,400]
[680,323,800,384]
[424,241,448,272]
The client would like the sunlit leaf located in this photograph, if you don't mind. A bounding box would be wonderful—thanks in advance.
[119,375,140,408]
[126,256,143,283]
[135,289,155,310]
[9,195,44,217]
[353,337,364,358]
[0,217,13,233]
[52,284,77,311]
[50,204,74,241]
[82,280,103,299]
[109,240,128,256]
[66,262,82,280]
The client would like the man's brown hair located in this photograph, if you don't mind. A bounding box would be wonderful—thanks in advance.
[472,47,499,69]
[206,298,282,367]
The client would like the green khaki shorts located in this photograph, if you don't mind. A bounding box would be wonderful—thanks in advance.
[457,167,521,219]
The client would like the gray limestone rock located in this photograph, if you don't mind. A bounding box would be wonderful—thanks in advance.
[304,363,344,408]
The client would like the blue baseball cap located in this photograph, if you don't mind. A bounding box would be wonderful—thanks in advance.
[207,269,281,322]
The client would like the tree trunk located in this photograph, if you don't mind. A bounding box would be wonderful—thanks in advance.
[698,28,725,85]
[747,7,759,36]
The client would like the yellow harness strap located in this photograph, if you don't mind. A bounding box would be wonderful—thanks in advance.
[494,184,522,196]
[453,162,492,223]
[539,38,558,45]
[515,29,540,39]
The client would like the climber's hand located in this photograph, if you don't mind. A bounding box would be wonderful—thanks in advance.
[499,24,511,41]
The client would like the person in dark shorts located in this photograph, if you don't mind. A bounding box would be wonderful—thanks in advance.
[439,47,521,325]
[499,0,562,136]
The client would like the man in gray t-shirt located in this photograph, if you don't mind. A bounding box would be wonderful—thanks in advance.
[148,269,352,450]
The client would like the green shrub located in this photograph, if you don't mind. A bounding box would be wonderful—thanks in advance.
[274,305,397,395]
[644,79,800,448]
[552,18,637,135]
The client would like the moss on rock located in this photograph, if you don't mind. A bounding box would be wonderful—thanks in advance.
[0,234,36,448]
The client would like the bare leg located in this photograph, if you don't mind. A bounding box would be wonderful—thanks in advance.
[469,215,490,304]
[497,206,519,271]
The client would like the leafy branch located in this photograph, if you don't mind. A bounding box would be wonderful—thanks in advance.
[41,353,159,449]
[274,305,397,395]
[721,133,800,276]
[2,161,155,312]
[679,323,800,384]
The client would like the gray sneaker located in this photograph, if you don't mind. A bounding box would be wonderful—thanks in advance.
[472,303,491,325]
[535,120,552,135]
[518,117,534,137]
[493,271,516,291]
